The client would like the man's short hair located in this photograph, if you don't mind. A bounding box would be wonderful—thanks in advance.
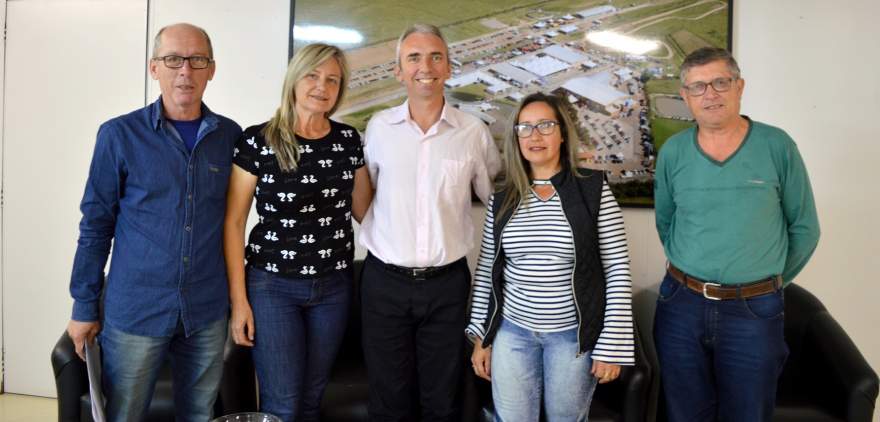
[152,23,214,59]
[395,23,448,65]
[679,47,740,83]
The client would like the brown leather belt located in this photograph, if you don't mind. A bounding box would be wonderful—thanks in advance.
[667,263,781,300]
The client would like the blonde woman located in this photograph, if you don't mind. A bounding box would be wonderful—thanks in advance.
[466,92,634,421]
[224,43,372,422]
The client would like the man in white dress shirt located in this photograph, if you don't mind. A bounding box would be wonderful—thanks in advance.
[358,23,501,422]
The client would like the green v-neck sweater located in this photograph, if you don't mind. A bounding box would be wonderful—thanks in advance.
[654,118,820,285]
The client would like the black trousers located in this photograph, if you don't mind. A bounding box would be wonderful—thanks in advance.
[361,253,470,422]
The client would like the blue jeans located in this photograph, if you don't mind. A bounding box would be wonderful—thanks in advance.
[100,317,227,422]
[653,272,788,422]
[247,267,352,422]
[490,319,598,422]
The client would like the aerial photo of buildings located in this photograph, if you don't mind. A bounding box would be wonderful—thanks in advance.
[293,0,730,205]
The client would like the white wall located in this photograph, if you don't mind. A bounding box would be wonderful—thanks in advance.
[734,0,880,417]
[0,3,877,419]
[0,0,6,390]
[148,0,289,128]
[3,0,148,396]
[1,0,288,397]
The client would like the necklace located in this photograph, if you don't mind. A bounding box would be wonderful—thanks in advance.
[531,179,556,201]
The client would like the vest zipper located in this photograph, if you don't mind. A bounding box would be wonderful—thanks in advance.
[554,184,584,357]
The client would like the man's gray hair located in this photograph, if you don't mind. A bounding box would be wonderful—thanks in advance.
[395,23,448,65]
[679,47,740,83]
[152,23,214,59]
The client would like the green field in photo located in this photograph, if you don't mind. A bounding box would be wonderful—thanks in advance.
[645,78,681,95]
[339,97,406,133]
[294,0,551,46]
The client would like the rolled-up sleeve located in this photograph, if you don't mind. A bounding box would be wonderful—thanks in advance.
[471,126,501,205]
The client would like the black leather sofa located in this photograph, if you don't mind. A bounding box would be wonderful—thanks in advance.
[52,258,653,421]
[51,329,257,421]
[773,283,879,421]
[59,271,873,422]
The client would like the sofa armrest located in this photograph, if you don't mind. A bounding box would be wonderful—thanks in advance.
[620,359,652,422]
[51,331,88,422]
[801,311,879,422]
[216,342,258,414]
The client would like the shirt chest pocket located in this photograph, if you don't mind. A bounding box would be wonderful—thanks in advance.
[198,162,231,200]
[440,159,471,194]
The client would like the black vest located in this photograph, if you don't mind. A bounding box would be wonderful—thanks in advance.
[479,167,606,354]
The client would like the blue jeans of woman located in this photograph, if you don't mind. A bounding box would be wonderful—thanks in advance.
[653,272,788,422]
[490,318,598,422]
[247,267,352,422]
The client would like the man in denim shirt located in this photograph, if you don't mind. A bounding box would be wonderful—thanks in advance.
[66,23,241,420]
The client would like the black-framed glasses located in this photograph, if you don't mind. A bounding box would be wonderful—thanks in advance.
[152,55,213,69]
[515,120,559,138]
[682,77,736,96]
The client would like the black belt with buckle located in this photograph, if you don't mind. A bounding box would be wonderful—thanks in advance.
[369,253,461,280]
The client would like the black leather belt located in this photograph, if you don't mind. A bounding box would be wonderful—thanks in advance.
[368,253,461,280]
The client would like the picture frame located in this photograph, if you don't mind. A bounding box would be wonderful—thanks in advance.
[290,0,732,207]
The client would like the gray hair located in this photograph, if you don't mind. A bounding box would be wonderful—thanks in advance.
[679,47,740,83]
[395,23,448,65]
[152,23,214,59]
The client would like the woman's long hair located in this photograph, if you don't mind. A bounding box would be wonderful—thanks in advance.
[498,92,583,216]
[262,43,350,172]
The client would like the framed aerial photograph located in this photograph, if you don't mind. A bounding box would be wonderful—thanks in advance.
[290,0,732,206]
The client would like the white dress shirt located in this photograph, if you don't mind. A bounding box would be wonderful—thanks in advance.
[359,100,502,267]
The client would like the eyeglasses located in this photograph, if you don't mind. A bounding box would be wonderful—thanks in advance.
[152,55,213,69]
[515,120,559,138]
[682,77,737,96]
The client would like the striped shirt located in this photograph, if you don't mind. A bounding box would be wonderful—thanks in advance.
[467,181,635,364]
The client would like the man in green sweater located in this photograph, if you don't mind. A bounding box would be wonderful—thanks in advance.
[653,47,820,422]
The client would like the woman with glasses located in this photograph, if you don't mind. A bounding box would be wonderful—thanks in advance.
[224,43,372,422]
[466,92,634,421]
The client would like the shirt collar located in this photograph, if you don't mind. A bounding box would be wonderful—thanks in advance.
[386,98,459,129]
[149,97,218,131]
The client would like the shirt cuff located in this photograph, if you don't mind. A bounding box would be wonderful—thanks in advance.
[72,300,99,322]
[465,324,486,343]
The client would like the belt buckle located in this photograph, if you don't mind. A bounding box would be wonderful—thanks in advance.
[411,267,427,279]
[702,282,722,300]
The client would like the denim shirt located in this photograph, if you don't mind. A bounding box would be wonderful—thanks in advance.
[70,98,242,337]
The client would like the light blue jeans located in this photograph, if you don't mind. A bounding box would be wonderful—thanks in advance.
[491,318,598,422]
[100,318,227,422]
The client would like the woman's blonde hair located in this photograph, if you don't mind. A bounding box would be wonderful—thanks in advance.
[263,43,350,172]
[498,92,583,215]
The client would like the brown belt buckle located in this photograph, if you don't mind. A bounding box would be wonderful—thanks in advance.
[702,282,723,300]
